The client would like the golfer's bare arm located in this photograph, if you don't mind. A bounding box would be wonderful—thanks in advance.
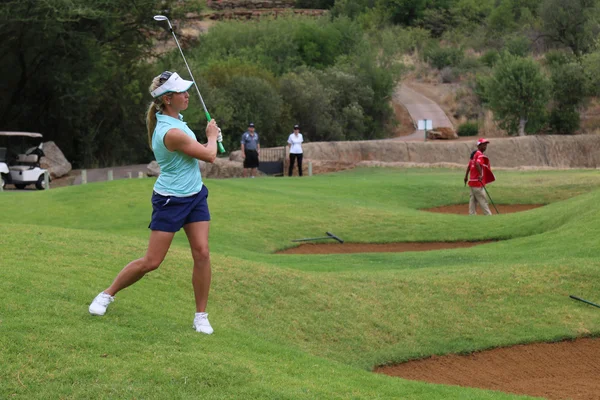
[164,128,217,163]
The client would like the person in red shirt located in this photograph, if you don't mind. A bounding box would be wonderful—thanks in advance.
[463,138,494,215]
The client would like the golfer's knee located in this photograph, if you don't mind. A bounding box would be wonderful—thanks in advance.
[192,246,210,264]
[141,256,163,272]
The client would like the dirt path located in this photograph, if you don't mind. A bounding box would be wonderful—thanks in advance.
[376,337,600,400]
[392,84,454,141]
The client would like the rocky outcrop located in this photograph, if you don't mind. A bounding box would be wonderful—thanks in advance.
[39,141,72,179]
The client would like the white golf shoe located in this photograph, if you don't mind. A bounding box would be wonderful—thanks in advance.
[193,312,214,334]
[89,292,114,316]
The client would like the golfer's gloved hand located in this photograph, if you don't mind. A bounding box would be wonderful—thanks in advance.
[217,128,223,143]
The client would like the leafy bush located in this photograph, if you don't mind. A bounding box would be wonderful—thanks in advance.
[480,50,500,67]
[549,107,580,135]
[457,121,479,136]
[544,49,575,69]
[505,35,531,57]
[425,45,464,69]
[294,0,335,9]
[458,55,481,71]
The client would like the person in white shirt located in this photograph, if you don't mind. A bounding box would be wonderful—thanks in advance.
[287,125,304,176]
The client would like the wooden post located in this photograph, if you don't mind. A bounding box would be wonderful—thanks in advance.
[127,172,132,179]
[107,170,113,181]
[44,170,50,190]
[81,170,87,184]
[308,161,313,177]
[138,171,144,178]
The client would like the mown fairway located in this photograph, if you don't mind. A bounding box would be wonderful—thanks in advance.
[2,167,600,399]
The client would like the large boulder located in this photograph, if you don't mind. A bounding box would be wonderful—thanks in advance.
[426,127,458,140]
[147,160,160,177]
[200,158,248,178]
[39,141,72,179]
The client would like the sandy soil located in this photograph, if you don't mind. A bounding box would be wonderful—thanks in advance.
[375,337,600,400]
[424,203,545,215]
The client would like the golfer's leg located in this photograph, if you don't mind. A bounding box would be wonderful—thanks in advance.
[297,154,303,176]
[288,154,295,176]
[184,221,211,313]
[105,230,175,296]
[469,188,477,215]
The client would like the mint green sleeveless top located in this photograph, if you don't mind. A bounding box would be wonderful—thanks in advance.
[152,113,203,196]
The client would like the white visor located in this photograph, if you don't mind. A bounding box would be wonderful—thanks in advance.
[150,72,194,98]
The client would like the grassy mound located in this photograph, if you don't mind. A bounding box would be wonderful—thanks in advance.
[2,168,600,399]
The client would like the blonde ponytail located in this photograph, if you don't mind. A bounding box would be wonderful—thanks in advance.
[146,74,167,149]
[146,102,158,149]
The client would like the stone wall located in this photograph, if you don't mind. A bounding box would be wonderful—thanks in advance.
[298,135,600,168]
[229,135,600,173]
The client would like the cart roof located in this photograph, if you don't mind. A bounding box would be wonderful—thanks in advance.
[0,131,43,138]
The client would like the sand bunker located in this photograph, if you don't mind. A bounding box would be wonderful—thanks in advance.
[424,204,544,215]
[277,241,494,255]
[375,337,600,400]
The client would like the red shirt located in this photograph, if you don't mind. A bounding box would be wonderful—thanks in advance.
[468,150,495,187]
[468,151,485,187]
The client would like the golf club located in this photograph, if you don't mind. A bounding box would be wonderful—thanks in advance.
[153,15,225,153]
[569,295,600,309]
[482,185,500,214]
[292,232,344,243]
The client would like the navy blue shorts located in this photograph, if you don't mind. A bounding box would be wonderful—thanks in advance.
[148,185,210,232]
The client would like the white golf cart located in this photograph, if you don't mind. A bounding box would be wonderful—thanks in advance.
[0,131,48,190]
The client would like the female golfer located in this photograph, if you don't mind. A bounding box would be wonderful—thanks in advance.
[287,124,304,176]
[89,71,220,334]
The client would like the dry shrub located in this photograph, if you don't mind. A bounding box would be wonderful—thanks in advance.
[479,110,507,137]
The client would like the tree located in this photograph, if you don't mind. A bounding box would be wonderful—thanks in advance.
[539,0,600,57]
[485,54,550,136]
[548,62,587,134]
[0,0,202,167]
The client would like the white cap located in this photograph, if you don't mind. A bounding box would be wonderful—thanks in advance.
[150,72,194,98]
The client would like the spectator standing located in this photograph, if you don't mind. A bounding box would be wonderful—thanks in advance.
[241,122,260,178]
[287,124,304,177]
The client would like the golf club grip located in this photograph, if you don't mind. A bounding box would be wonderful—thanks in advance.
[205,112,226,153]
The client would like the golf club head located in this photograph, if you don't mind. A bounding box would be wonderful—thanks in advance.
[153,15,173,29]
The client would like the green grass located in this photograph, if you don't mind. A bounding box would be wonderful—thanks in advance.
[2,167,600,399]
